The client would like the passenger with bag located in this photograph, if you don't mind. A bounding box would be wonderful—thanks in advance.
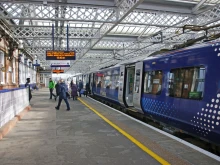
[55,79,70,111]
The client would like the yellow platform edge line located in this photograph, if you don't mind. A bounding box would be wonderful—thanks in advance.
[78,98,170,165]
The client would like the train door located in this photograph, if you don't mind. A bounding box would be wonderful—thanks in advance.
[83,74,87,88]
[118,64,136,107]
[118,66,125,105]
[72,76,76,84]
[124,66,135,107]
[133,62,144,112]
[76,76,79,86]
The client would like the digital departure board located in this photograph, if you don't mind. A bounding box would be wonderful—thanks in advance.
[52,70,64,73]
[46,50,76,60]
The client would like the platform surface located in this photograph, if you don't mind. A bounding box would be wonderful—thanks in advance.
[0,88,219,165]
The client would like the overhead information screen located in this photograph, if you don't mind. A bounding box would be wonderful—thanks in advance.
[53,70,64,73]
[46,51,76,60]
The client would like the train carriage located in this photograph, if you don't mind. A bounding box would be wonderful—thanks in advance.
[140,42,220,145]
[88,41,220,145]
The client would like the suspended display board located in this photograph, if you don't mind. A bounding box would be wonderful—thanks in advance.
[46,50,76,60]
[52,70,64,74]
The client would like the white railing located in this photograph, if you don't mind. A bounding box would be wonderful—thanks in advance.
[0,88,29,128]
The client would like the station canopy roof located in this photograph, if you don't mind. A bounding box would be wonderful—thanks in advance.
[0,0,220,73]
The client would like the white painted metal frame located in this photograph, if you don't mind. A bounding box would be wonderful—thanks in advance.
[0,0,219,73]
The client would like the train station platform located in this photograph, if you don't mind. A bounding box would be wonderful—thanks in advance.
[0,88,219,165]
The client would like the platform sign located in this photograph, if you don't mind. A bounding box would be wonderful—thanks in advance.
[33,59,41,67]
[50,60,70,67]
[46,50,76,60]
[52,70,64,74]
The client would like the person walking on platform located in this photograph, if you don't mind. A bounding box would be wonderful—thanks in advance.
[85,82,90,97]
[55,79,70,111]
[49,78,56,100]
[78,80,83,97]
[71,82,78,100]
[25,78,32,101]
[70,80,73,88]
[55,80,60,101]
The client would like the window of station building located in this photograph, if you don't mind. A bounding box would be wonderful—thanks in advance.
[40,74,44,83]
[21,64,25,84]
[12,58,16,83]
[19,63,23,84]
[169,66,205,100]
[0,51,5,84]
[144,70,163,95]
[25,66,28,81]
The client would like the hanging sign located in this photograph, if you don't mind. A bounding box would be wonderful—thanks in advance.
[50,60,70,67]
[33,59,41,66]
[52,70,64,74]
[46,50,76,60]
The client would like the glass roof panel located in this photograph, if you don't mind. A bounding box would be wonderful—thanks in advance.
[24,21,30,25]
[1,0,220,71]
[13,19,19,25]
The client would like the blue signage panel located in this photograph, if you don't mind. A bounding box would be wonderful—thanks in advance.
[33,64,40,66]
[50,65,70,67]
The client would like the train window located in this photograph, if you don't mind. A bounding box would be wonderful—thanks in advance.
[109,70,119,90]
[169,66,205,100]
[95,73,104,88]
[135,69,141,93]
[99,69,119,90]
[144,70,163,95]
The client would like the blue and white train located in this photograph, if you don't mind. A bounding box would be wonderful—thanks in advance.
[76,41,220,145]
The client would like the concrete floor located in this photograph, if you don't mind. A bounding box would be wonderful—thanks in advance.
[0,88,219,165]
[0,89,160,165]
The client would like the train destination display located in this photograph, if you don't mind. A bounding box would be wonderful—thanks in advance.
[52,70,64,73]
[46,51,75,60]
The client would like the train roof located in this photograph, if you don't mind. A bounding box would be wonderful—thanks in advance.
[142,41,220,61]
[115,56,146,66]
[91,41,220,72]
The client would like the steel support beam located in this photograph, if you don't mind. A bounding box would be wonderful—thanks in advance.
[192,0,208,13]
[79,0,144,57]
[116,3,220,59]
[10,26,100,39]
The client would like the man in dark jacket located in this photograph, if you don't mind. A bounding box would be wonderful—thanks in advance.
[55,80,60,101]
[25,78,32,101]
[78,80,83,97]
[85,82,90,97]
[55,79,70,111]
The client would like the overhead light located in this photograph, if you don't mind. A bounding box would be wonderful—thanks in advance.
[18,40,24,50]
